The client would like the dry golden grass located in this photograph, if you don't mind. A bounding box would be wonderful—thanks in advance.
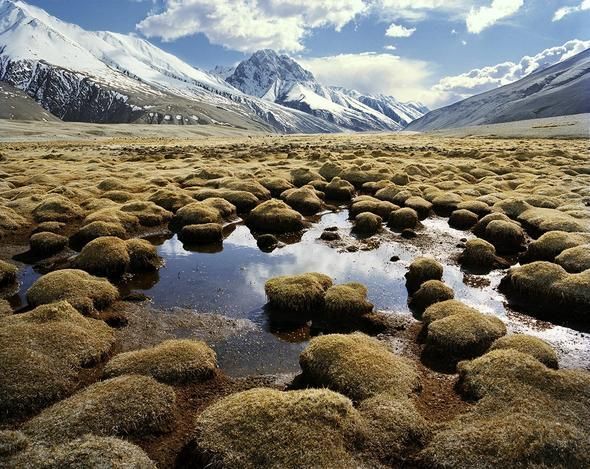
[264,272,332,314]
[409,280,454,314]
[449,209,479,230]
[0,301,115,418]
[555,244,590,273]
[74,236,130,277]
[23,374,176,443]
[26,269,119,314]
[405,257,443,292]
[299,333,419,401]
[490,334,558,369]
[104,339,217,383]
[246,199,304,233]
[190,387,362,469]
[0,259,17,288]
[7,435,157,469]
[352,212,382,235]
[521,230,590,262]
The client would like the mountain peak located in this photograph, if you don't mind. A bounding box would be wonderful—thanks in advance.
[226,49,315,98]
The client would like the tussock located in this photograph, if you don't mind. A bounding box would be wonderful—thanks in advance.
[490,334,558,368]
[405,257,443,292]
[409,280,454,314]
[449,209,478,230]
[388,207,419,230]
[23,374,176,444]
[352,212,382,235]
[104,339,217,383]
[299,333,419,401]
[247,199,304,233]
[265,272,332,314]
[27,269,119,314]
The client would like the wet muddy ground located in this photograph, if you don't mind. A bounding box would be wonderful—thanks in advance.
[8,208,589,375]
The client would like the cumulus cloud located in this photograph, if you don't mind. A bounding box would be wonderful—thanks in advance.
[553,0,590,21]
[433,39,590,103]
[385,23,416,37]
[137,0,477,51]
[466,0,523,34]
[137,0,366,52]
[297,52,442,105]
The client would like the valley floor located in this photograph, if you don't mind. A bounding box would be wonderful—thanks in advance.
[0,132,589,468]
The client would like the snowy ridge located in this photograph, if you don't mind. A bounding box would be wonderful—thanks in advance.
[225,49,428,131]
[406,47,590,131]
[0,0,344,132]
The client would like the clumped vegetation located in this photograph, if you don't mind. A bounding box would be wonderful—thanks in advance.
[490,334,558,368]
[7,435,157,469]
[409,280,454,314]
[554,244,590,273]
[299,333,419,401]
[449,209,479,230]
[405,257,443,293]
[26,269,119,314]
[179,223,223,244]
[0,301,115,418]
[483,219,526,253]
[0,259,18,289]
[352,212,382,235]
[104,339,217,383]
[459,238,508,271]
[388,207,419,230]
[247,199,304,233]
[520,230,590,263]
[29,232,68,257]
[189,388,362,469]
[282,186,323,215]
[23,374,176,443]
[265,272,332,314]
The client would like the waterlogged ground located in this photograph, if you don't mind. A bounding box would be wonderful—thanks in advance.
[1,132,589,468]
[10,208,588,374]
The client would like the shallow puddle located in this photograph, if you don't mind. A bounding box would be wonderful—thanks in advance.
[11,210,590,375]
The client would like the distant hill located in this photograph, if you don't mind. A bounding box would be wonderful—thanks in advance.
[0,82,58,121]
[406,48,590,131]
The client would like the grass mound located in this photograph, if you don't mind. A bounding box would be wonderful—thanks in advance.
[471,212,512,238]
[325,177,355,201]
[9,435,157,469]
[483,219,525,254]
[319,161,344,181]
[322,283,374,323]
[405,257,443,293]
[179,223,223,244]
[500,261,590,317]
[23,374,176,443]
[299,333,419,401]
[457,200,491,216]
[189,387,362,469]
[247,199,304,234]
[104,339,217,383]
[125,238,162,271]
[200,197,237,219]
[422,300,480,326]
[409,280,454,314]
[0,301,115,418]
[32,196,83,223]
[459,238,508,271]
[359,394,430,465]
[29,232,68,257]
[352,212,382,235]
[119,201,173,227]
[0,430,28,456]
[74,236,130,277]
[194,188,259,212]
[349,197,398,219]
[265,272,332,314]
[425,312,506,360]
[82,208,140,233]
[404,196,432,219]
[291,168,324,187]
[148,188,194,212]
[27,269,119,314]
[520,231,590,262]
[518,207,589,233]
[555,244,590,273]
[449,209,478,230]
[258,176,294,197]
[490,334,558,368]
[431,192,462,215]
[0,259,17,289]
[0,205,28,233]
[282,186,323,215]
[172,202,222,230]
[388,207,419,230]
[71,221,127,248]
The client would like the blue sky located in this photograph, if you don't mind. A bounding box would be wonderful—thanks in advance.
[23,1,590,106]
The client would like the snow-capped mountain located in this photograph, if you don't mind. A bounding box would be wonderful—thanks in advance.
[0,0,343,132]
[406,47,590,131]
[225,50,428,132]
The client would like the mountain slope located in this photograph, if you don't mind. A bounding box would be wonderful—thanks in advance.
[0,0,342,133]
[406,48,590,131]
[0,81,58,121]
[226,50,427,131]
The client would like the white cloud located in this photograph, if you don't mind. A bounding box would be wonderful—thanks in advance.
[137,0,367,52]
[553,0,590,21]
[461,40,467,45]
[385,23,416,37]
[384,44,397,50]
[137,0,478,51]
[297,52,442,105]
[466,0,523,34]
[433,39,590,103]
